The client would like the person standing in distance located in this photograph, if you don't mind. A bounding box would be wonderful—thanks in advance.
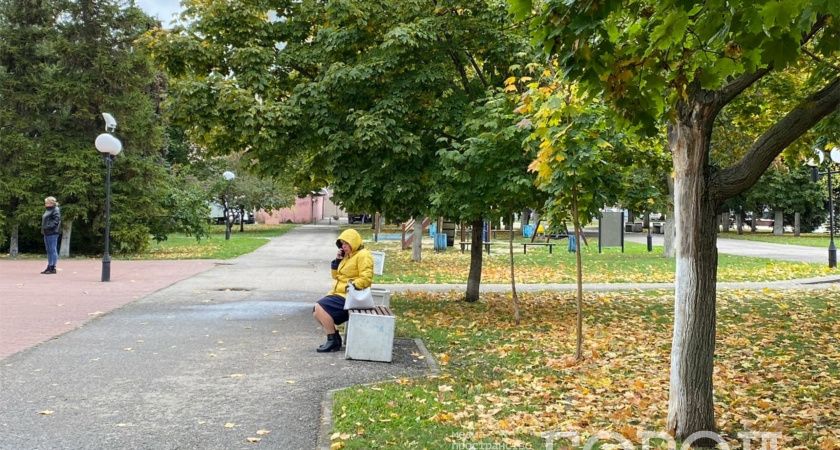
[41,196,61,274]
[312,228,374,352]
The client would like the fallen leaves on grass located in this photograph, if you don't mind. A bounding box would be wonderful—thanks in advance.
[335,289,840,448]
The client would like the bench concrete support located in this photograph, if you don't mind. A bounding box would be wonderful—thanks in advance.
[371,288,391,307]
[345,306,395,363]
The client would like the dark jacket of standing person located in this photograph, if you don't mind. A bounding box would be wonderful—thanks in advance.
[42,204,61,235]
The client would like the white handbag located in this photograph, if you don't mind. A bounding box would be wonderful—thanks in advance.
[344,284,375,310]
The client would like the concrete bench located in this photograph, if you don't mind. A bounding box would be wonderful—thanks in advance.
[522,242,555,254]
[652,223,664,234]
[345,305,395,363]
[371,288,391,307]
[459,241,496,254]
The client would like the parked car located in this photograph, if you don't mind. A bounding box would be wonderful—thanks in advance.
[347,213,372,224]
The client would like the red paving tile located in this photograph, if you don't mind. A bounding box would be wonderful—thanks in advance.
[0,259,217,360]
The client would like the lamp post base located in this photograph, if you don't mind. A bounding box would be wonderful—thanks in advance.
[829,241,837,269]
[101,255,111,282]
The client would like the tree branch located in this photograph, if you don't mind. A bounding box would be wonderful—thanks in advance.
[802,48,840,73]
[714,76,840,200]
[466,51,489,89]
[448,50,471,97]
[715,65,773,112]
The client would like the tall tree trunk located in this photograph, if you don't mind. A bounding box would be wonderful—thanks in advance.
[663,177,676,258]
[9,224,19,259]
[794,212,801,236]
[464,219,483,303]
[239,207,245,232]
[666,120,718,443]
[508,214,520,325]
[572,190,584,361]
[643,213,650,230]
[412,218,422,262]
[736,213,744,235]
[59,220,72,257]
[773,210,784,235]
[521,209,531,231]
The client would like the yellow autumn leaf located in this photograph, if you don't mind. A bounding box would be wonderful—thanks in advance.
[504,76,516,86]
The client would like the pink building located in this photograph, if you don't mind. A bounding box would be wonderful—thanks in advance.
[257,189,342,224]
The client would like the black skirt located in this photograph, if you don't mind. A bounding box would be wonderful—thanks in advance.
[315,294,349,325]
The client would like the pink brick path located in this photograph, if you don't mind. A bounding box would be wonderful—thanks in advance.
[0,259,217,360]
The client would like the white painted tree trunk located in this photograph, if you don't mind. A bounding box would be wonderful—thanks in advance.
[774,210,784,235]
[59,220,72,258]
[412,218,422,262]
[666,122,717,441]
[9,224,19,259]
[663,177,676,258]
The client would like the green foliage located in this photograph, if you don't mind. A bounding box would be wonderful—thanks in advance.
[745,164,827,232]
[148,180,210,243]
[143,0,532,220]
[0,0,174,254]
[433,89,544,222]
[510,0,840,135]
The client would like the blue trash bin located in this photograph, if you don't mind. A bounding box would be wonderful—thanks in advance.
[434,233,448,252]
[568,235,576,252]
[523,225,534,238]
[429,224,437,237]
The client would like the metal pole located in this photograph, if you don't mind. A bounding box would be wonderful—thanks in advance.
[830,169,837,268]
[101,155,112,282]
[224,184,231,241]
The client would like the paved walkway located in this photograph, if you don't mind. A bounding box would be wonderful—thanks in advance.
[0,260,219,360]
[623,231,831,264]
[2,224,838,449]
[0,226,429,450]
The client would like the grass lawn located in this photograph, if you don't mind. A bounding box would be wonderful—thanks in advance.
[125,223,296,259]
[330,289,840,449]
[355,227,831,284]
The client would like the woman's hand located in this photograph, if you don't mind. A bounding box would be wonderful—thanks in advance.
[336,249,344,260]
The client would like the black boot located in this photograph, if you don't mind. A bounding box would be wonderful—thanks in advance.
[41,265,52,274]
[46,266,56,274]
[316,332,342,353]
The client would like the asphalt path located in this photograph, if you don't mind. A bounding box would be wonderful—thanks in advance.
[623,231,829,264]
[0,226,429,450]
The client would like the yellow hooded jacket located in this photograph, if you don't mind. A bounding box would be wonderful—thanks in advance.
[329,229,374,297]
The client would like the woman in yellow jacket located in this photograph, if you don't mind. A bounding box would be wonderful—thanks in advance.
[313,229,374,352]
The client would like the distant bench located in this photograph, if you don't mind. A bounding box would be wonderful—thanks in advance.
[522,242,555,254]
[459,241,496,254]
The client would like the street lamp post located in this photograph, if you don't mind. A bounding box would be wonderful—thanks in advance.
[809,146,840,268]
[223,171,235,240]
[95,113,122,282]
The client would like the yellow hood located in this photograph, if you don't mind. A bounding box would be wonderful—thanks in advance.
[336,229,363,252]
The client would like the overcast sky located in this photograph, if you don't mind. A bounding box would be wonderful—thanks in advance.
[135,0,184,26]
